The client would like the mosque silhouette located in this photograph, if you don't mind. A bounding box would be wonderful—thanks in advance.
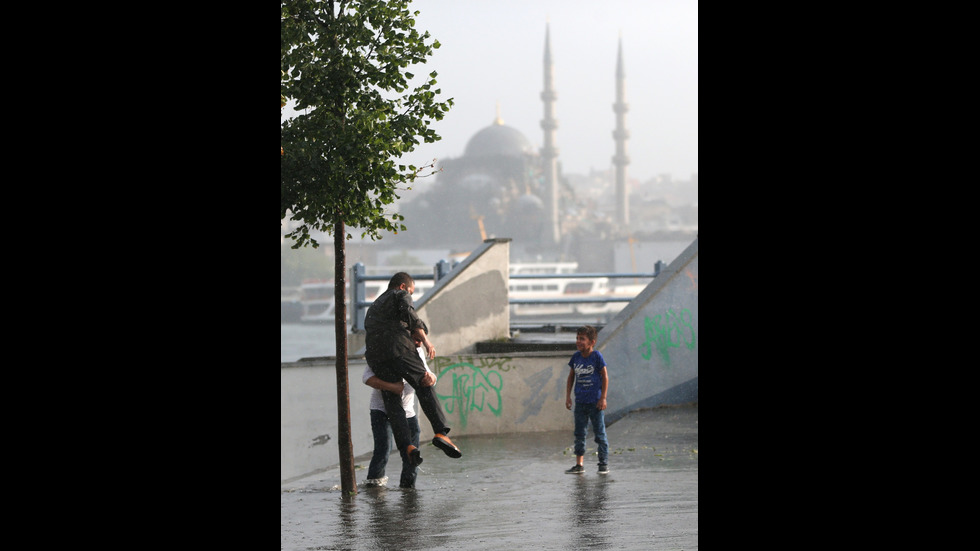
[396,25,631,260]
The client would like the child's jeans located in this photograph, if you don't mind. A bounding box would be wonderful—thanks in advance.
[573,402,609,465]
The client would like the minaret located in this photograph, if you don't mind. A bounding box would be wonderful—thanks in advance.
[540,23,560,246]
[612,35,630,226]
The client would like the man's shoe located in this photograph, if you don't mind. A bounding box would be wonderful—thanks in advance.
[406,445,423,467]
[598,464,609,475]
[432,434,463,458]
[363,476,389,488]
[565,464,585,474]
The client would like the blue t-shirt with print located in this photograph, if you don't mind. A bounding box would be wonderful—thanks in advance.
[568,350,606,404]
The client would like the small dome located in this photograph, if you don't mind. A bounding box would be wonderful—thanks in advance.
[464,118,533,158]
[516,193,544,210]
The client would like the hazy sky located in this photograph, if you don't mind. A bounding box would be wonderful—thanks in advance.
[407,0,698,183]
[283,0,698,184]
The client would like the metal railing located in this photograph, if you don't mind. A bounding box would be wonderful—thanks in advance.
[350,260,664,332]
[508,260,664,306]
[350,262,440,332]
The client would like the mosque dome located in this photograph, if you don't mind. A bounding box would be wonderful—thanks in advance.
[459,173,496,190]
[463,115,533,158]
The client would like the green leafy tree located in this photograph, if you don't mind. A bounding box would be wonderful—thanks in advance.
[281,0,452,249]
[281,0,452,496]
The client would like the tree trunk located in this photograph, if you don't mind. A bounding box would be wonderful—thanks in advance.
[334,219,357,497]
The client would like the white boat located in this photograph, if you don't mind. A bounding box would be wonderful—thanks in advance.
[299,279,336,323]
[575,281,648,316]
[507,262,579,316]
[508,262,648,318]
[281,286,303,323]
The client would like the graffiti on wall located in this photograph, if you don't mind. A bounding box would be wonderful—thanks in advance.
[637,308,697,367]
[431,356,512,428]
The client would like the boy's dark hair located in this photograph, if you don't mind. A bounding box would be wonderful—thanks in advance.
[388,272,415,290]
[577,325,598,341]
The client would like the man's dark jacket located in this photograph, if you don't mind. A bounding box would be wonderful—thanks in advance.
[364,288,429,375]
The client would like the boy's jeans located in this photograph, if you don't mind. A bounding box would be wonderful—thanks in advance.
[573,402,609,465]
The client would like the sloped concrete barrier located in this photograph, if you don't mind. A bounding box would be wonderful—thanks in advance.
[598,237,698,424]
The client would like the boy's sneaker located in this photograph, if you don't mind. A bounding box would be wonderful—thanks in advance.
[598,464,609,475]
[565,464,585,474]
[363,476,388,487]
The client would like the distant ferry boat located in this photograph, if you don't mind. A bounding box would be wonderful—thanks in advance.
[281,286,303,323]
[297,279,335,323]
[508,262,648,318]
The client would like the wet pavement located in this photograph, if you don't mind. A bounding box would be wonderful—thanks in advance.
[281,405,698,550]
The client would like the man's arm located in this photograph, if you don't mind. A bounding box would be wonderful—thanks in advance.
[412,327,436,360]
[416,346,438,387]
[365,375,404,395]
[398,290,435,359]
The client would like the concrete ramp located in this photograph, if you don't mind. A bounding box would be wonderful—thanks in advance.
[416,238,511,356]
[598,237,698,424]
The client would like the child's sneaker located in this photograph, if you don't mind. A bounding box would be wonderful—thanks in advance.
[598,464,609,474]
[565,464,585,474]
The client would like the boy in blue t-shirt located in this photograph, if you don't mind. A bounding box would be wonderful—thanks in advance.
[564,325,610,474]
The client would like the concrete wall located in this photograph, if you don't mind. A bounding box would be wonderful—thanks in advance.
[281,352,570,484]
[416,352,570,441]
[415,237,512,356]
[597,237,699,424]
[281,361,373,484]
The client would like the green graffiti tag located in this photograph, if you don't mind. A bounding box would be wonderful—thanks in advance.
[433,360,506,429]
[638,308,697,366]
[432,355,516,373]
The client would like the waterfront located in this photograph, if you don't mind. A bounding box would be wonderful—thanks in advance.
[281,323,337,363]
